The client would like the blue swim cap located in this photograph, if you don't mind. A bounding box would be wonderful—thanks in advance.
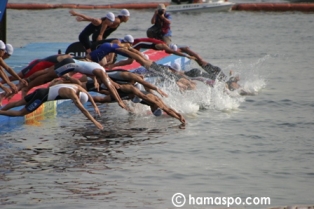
[132,96,142,103]
[132,67,148,74]
[153,108,163,116]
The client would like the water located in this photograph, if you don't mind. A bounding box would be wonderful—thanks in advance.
[1,1,314,208]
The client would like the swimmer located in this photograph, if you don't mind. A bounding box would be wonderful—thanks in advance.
[0,83,103,130]
[24,57,128,110]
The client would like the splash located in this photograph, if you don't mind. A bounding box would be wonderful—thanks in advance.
[131,56,269,116]
[164,56,268,113]
[225,56,268,94]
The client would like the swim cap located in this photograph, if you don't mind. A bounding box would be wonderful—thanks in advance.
[79,92,89,104]
[0,40,5,50]
[143,54,149,59]
[5,44,14,55]
[134,83,143,90]
[124,34,134,43]
[133,66,148,74]
[132,96,142,103]
[141,52,149,60]
[153,108,163,116]
[119,9,130,17]
[169,43,178,51]
[171,62,181,71]
[105,12,115,22]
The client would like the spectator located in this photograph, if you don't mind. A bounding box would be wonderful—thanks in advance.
[146,4,172,45]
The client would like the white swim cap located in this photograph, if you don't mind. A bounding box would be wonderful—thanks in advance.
[153,108,163,116]
[0,40,5,50]
[134,83,143,91]
[141,52,149,60]
[5,44,14,55]
[124,34,134,44]
[169,43,178,51]
[105,12,115,22]
[119,9,130,17]
[171,62,181,71]
[79,92,89,104]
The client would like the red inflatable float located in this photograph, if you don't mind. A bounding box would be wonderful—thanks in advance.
[5,2,314,12]
[6,3,170,10]
[232,3,314,12]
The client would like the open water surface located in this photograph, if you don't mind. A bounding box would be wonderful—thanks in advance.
[1,1,314,208]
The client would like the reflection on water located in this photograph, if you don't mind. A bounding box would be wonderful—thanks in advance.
[0,104,177,208]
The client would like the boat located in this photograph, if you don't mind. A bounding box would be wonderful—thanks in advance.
[287,0,314,2]
[166,0,235,13]
[0,42,189,133]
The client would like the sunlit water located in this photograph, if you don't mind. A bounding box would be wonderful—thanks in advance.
[1,1,314,208]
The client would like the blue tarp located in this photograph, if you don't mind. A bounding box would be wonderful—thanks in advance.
[0,0,8,22]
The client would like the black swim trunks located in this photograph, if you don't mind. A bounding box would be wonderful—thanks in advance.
[24,88,49,112]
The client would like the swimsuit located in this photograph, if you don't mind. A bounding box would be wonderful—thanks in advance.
[21,55,60,78]
[24,84,79,112]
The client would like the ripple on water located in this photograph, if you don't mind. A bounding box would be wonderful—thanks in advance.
[0,107,185,208]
